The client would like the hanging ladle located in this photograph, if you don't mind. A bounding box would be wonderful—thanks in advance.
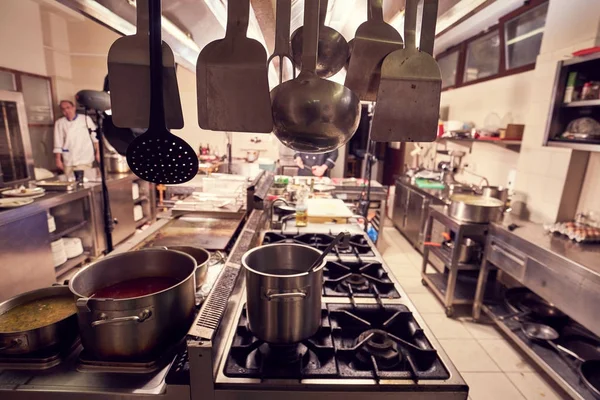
[309,232,350,272]
[271,0,360,153]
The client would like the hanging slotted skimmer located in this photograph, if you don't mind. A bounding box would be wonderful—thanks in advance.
[126,0,196,184]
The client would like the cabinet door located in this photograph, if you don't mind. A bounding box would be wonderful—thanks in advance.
[392,183,409,229]
[405,191,426,246]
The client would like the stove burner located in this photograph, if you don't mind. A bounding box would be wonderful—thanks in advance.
[262,232,376,258]
[261,344,305,365]
[341,273,370,291]
[355,329,402,369]
[324,261,400,299]
[224,308,338,379]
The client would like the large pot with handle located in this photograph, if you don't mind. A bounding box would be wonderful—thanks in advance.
[0,285,78,355]
[69,249,196,359]
[242,243,325,344]
[154,245,210,289]
[448,194,504,223]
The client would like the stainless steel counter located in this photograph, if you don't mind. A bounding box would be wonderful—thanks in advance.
[473,215,600,337]
[495,216,600,278]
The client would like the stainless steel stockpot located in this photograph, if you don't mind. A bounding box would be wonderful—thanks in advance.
[242,243,325,344]
[69,249,196,359]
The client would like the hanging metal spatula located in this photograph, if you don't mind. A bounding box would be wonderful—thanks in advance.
[268,0,295,84]
[371,0,441,143]
[107,0,183,129]
[126,0,196,184]
[345,0,403,101]
[197,0,273,133]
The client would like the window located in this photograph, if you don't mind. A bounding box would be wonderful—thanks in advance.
[435,0,548,90]
[464,31,500,82]
[504,2,549,69]
[0,71,16,91]
[438,50,459,89]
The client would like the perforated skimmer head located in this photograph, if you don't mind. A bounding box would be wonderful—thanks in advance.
[127,135,197,184]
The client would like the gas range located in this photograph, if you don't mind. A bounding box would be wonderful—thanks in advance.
[187,226,468,400]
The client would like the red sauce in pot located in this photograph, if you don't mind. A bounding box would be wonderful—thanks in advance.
[91,277,180,299]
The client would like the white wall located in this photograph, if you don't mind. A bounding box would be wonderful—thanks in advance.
[578,153,600,217]
[440,71,535,128]
[0,0,46,76]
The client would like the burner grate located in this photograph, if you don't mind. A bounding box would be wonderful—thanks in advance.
[262,232,376,258]
[329,304,449,380]
[323,261,400,299]
[224,308,337,379]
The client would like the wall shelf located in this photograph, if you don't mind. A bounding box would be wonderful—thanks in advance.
[438,137,522,149]
[544,51,600,151]
[562,99,600,108]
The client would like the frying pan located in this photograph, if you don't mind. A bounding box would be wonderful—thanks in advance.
[500,287,567,323]
[521,322,600,398]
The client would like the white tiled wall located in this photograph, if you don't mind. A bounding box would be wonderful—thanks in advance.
[578,152,600,216]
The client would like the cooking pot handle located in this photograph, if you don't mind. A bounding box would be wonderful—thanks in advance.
[91,309,152,327]
[266,292,307,300]
[0,338,22,351]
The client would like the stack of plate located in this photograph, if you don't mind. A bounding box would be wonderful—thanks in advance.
[47,213,56,233]
[63,237,84,259]
[51,238,67,267]
[133,205,144,222]
[132,182,140,200]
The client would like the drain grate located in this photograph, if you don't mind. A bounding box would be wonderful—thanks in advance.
[189,265,240,339]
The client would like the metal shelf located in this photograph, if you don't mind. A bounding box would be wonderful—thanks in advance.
[135,215,151,229]
[134,195,149,204]
[50,220,88,241]
[483,304,594,400]
[562,99,600,108]
[547,140,600,152]
[438,137,522,147]
[430,245,481,271]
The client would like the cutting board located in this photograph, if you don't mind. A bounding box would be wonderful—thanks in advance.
[306,198,353,224]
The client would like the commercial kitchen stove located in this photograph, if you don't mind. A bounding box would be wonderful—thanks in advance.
[187,224,469,400]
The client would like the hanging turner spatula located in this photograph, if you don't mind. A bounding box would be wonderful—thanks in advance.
[371,0,441,143]
[268,0,295,85]
[345,0,403,101]
[107,0,183,129]
[126,0,196,185]
[197,0,273,133]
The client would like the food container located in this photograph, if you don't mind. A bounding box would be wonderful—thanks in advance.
[448,194,504,224]
[0,286,78,354]
[69,249,196,359]
[242,244,325,344]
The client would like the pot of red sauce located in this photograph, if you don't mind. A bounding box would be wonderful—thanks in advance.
[69,249,196,359]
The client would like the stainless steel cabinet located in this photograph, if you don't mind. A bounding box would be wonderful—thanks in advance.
[93,178,136,253]
[405,191,426,247]
[392,181,409,232]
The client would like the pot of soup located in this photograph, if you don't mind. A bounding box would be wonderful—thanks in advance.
[0,285,78,354]
[69,249,196,359]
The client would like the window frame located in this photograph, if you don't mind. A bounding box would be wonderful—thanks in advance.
[437,0,548,91]
[0,67,55,127]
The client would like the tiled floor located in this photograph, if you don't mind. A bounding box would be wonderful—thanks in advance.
[379,226,567,400]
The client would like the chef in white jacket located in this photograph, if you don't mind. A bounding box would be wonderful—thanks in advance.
[53,100,99,177]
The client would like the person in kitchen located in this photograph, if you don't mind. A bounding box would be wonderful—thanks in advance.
[53,99,100,177]
[294,149,338,177]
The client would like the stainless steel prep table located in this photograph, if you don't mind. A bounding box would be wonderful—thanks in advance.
[473,217,600,337]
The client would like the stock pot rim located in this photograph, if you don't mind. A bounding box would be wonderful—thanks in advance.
[68,249,197,301]
[242,243,325,278]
